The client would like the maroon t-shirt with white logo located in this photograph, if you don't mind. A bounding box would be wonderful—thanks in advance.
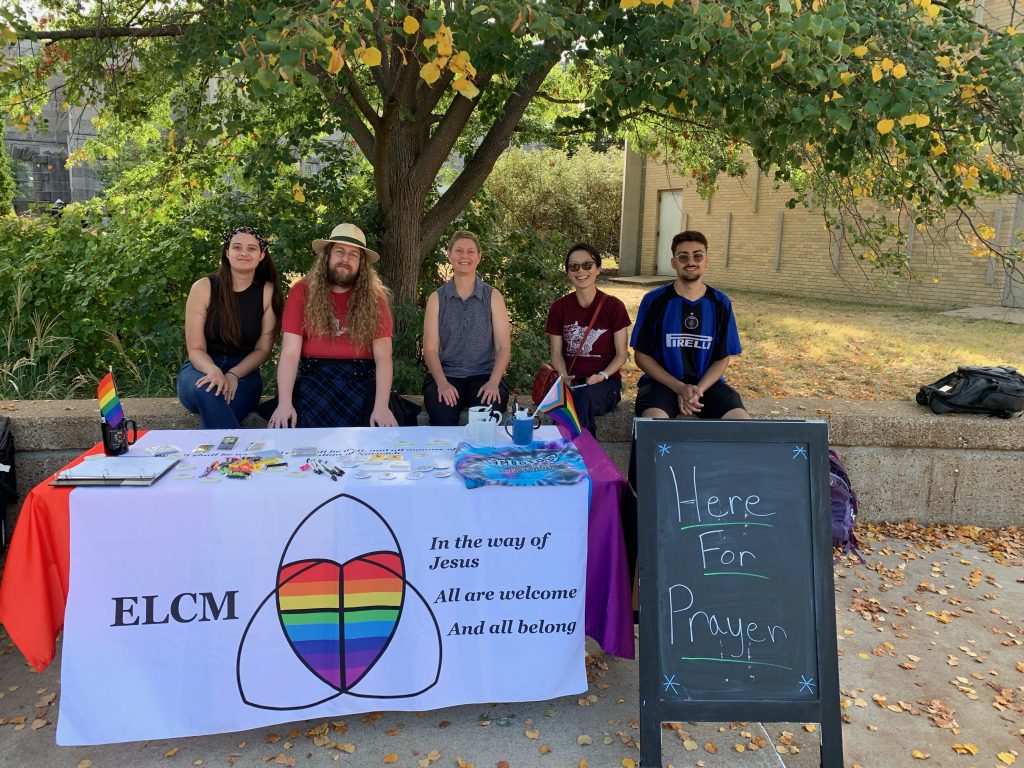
[545,290,631,378]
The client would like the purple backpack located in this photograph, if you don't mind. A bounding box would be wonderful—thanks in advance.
[829,449,863,563]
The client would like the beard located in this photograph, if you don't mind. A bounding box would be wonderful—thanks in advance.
[680,271,702,282]
[327,263,358,289]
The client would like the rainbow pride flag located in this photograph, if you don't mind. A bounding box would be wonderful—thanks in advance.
[97,370,124,427]
[537,377,582,439]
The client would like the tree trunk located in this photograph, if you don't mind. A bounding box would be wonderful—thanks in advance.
[378,195,426,306]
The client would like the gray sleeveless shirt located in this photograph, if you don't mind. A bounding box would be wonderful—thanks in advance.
[437,277,495,378]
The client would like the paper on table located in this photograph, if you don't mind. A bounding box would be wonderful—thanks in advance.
[52,456,179,486]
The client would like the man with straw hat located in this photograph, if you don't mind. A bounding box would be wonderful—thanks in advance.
[268,223,398,428]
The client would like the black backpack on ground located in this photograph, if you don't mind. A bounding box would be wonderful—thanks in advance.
[916,366,1024,419]
[0,416,15,552]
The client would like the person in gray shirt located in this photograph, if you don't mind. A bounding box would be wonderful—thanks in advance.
[421,231,511,425]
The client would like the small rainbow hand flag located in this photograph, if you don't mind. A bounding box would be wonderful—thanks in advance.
[97,370,125,428]
[537,377,582,439]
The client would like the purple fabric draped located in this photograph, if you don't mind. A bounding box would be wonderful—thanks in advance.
[568,428,634,659]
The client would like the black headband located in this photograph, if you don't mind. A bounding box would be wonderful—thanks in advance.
[222,226,269,255]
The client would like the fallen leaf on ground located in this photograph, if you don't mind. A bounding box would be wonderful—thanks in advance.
[165,748,179,757]
[911,749,930,759]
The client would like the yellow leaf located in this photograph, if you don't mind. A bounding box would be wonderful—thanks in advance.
[539,745,551,754]
[927,4,939,17]
[77,762,93,768]
[839,72,855,84]
[364,0,373,10]
[454,79,479,99]
[997,753,1017,766]
[881,57,894,71]
[579,761,588,768]
[621,760,637,768]
[892,62,907,78]
[292,183,305,203]
[165,748,179,757]
[358,46,382,67]
[419,61,441,84]
[871,65,883,82]
[1007,26,1018,36]
[952,744,980,755]
[722,10,733,27]
[770,50,788,70]
[403,16,419,34]
[852,45,868,57]
[876,118,894,135]
[911,749,930,759]
[620,0,641,7]
[326,46,345,75]
[935,55,951,68]
[804,724,817,733]
[383,755,398,764]
[915,113,930,127]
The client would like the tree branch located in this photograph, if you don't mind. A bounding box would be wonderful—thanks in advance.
[340,63,381,132]
[306,60,376,159]
[19,23,195,41]
[420,41,563,255]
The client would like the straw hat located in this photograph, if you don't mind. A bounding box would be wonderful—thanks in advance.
[312,223,380,263]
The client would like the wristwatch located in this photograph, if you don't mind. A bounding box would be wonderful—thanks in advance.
[598,371,609,380]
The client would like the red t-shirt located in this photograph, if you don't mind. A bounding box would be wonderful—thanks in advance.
[545,289,631,378]
[281,280,393,359]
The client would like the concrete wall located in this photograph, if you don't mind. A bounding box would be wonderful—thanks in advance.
[2,397,1021,530]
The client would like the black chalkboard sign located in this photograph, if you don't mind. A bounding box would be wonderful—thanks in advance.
[636,419,842,767]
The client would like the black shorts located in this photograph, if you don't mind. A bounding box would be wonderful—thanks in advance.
[634,379,745,420]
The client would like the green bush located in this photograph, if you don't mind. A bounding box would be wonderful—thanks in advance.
[485,147,623,259]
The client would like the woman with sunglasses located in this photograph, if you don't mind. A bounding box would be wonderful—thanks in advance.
[544,242,631,437]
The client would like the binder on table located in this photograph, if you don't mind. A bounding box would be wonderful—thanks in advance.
[51,457,179,487]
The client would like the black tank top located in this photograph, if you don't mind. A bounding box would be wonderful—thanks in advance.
[204,275,264,357]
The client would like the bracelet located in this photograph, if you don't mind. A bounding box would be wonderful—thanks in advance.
[226,371,239,381]
[599,371,609,380]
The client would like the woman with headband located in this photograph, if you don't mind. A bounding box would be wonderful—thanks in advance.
[176,226,284,428]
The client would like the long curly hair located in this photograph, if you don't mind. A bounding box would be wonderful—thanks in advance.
[214,227,283,348]
[302,245,390,350]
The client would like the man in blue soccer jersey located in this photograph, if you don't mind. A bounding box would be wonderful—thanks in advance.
[631,230,751,420]
[624,232,749,621]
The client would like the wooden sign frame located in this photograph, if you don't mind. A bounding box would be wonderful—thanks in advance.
[635,419,843,767]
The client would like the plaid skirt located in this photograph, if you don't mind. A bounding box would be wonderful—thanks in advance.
[295,357,375,428]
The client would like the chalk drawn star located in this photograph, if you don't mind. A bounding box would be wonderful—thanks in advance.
[798,674,815,693]
[663,674,680,694]
[792,445,808,460]
[658,444,671,457]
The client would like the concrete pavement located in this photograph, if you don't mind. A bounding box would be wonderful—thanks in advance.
[1,522,1021,768]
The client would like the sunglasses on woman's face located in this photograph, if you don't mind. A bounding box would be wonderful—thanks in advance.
[567,262,595,272]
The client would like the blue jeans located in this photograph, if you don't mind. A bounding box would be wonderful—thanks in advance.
[176,357,262,429]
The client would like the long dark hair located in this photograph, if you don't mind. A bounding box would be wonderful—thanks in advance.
[214,227,283,349]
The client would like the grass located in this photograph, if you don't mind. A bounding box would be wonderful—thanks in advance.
[601,279,1024,401]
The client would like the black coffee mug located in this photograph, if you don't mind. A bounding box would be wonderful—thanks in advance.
[101,419,138,456]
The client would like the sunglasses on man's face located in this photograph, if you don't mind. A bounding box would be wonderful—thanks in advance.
[567,262,595,272]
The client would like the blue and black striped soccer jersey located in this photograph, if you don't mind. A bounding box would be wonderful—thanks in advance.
[630,283,742,386]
